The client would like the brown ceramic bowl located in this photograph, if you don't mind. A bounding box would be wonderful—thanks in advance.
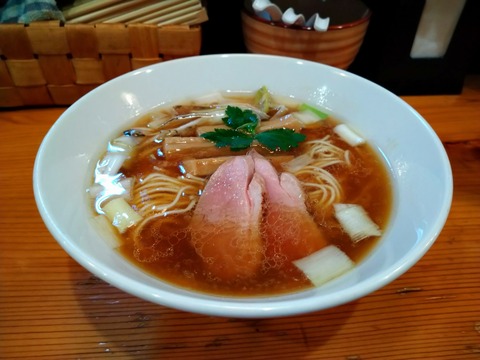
[241,4,371,69]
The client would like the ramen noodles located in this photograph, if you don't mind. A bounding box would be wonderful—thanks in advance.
[88,87,392,297]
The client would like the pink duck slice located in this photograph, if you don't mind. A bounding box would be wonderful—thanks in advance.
[189,155,265,281]
[250,151,328,265]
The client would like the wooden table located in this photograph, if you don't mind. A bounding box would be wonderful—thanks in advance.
[1,76,479,359]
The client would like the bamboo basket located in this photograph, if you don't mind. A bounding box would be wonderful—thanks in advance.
[0,21,202,107]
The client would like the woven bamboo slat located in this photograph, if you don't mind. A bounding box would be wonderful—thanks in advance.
[0,21,202,107]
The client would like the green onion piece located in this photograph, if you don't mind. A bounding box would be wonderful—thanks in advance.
[254,86,272,113]
[299,103,329,120]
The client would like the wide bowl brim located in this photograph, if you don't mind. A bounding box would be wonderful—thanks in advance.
[34,54,453,318]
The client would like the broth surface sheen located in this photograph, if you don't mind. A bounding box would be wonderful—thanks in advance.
[88,91,393,297]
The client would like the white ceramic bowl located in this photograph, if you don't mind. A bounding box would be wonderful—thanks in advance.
[34,54,452,318]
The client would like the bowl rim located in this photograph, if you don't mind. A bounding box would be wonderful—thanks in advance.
[33,53,453,318]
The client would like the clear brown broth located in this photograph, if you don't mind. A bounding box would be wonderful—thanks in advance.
[94,101,393,297]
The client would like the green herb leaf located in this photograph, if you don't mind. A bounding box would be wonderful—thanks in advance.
[202,105,306,152]
[254,129,307,151]
[201,128,254,151]
[222,105,258,133]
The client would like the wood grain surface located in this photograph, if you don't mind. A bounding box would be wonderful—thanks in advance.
[1,76,479,359]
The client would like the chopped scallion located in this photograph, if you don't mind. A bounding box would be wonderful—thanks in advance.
[293,245,355,287]
[334,203,381,243]
[334,124,365,147]
[102,197,143,234]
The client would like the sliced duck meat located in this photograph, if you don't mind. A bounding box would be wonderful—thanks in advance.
[251,151,328,267]
[189,155,265,281]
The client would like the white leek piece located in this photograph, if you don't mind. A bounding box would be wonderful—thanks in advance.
[102,197,143,233]
[109,134,140,154]
[334,124,365,147]
[283,153,312,172]
[89,177,134,200]
[334,203,381,243]
[293,103,329,126]
[87,183,104,198]
[92,215,122,249]
[293,111,320,125]
[293,245,355,287]
[148,112,175,129]
[254,86,272,113]
[96,152,127,176]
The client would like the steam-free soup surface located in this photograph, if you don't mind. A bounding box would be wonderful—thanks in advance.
[89,90,392,297]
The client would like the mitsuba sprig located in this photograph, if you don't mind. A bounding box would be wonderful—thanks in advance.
[201,106,306,151]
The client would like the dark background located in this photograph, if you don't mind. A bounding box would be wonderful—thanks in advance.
[6,0,476,95]
[201,0,480,95]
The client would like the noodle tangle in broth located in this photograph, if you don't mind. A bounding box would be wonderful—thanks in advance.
[88,87,392,296]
